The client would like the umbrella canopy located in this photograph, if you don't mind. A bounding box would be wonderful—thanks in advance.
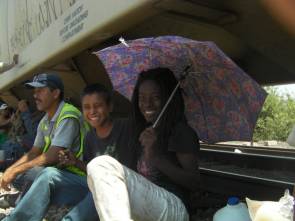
[93,36,267,143]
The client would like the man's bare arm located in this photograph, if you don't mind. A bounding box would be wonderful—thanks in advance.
[8,147,42,169]
[1,146,64,190]
[12,146,64,175]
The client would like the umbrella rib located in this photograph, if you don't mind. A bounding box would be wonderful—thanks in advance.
[152,81,181,129]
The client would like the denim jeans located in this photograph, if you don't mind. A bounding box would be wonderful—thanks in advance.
[87,155,189,221]
[13,166,44,205]
[4,167,98,221]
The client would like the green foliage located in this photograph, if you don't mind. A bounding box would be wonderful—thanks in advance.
[253,87,295,141]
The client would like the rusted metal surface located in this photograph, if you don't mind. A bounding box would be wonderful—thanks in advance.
[200,144,295,171]
[199,144,295,201]
[200,167,293,201]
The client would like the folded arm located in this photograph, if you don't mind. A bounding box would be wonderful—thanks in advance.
[0,146,63,190]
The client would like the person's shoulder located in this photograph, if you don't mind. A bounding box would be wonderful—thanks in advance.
[85,127,96,140]
[64,102,80,109]
[113,117,131,129]
[173,120,197,137]
[62,102,82,115]
[171,120,200,143]
[37,114,47,126]
[169,120,200,152]
[112,117,133,139]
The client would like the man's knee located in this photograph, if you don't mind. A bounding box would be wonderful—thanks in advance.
[24,166,44,182]
[38,167,62,182]
[87,155,120,175]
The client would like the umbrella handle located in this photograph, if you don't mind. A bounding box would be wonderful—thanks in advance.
[152,81,181,129]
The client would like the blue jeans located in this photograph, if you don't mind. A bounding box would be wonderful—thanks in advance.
[13,166,44,205]
[4,167,98,221]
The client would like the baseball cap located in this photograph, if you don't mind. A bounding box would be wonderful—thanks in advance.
[0,103,8,110]
[25,73,64,92]
[0,104,14,128]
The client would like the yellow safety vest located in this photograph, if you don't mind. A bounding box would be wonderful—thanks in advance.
[41,103,89,176]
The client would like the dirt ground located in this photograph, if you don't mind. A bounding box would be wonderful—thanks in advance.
[0,173,223,220]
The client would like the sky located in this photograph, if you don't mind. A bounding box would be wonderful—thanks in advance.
[272,84,295,98]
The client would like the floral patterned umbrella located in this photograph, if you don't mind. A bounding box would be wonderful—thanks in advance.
[93,36,267,143]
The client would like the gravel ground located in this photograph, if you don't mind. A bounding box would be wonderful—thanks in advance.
[0,205,70,221]
[190,190,226,221]
[0,188,220,220]
[0,173,71,220]
[0,196,71,221]
[0,173,224,221]
[43,206,71,221]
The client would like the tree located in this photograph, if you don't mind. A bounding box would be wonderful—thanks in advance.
[253,87,295,141]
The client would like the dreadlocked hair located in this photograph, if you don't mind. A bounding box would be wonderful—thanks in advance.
[131,67,185,154]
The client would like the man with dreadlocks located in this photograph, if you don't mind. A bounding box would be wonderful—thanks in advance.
[87,68,200,221]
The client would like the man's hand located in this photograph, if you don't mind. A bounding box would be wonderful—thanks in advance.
[58,150,77,167]
[0,168,17,191]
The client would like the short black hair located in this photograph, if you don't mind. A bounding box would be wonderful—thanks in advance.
[48,86,64,101]
[81,83,112,105]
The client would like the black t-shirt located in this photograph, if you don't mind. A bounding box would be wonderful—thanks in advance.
[137,120,200,206]
[83,118,135,168]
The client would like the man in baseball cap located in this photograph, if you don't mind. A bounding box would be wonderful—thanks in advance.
[24,73,64,113]
[0,72,88,217]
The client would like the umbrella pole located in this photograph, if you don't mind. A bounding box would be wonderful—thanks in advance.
[152,81,180,128]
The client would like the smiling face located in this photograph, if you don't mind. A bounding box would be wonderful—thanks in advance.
[138,80,162,124]
[82,93,112,129]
